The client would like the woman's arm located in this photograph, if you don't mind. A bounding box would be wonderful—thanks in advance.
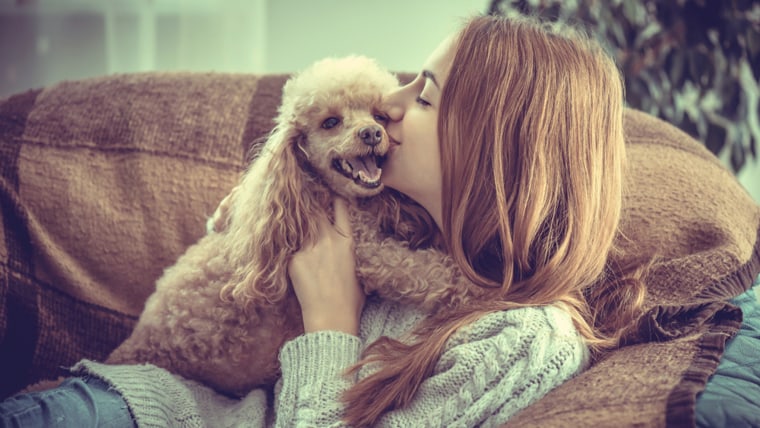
[273,195,365,426]
[67,298,586,427]
[272,304,589,427]
[381,305,589,427]
[279,195,589,427]
[273,331,362,427]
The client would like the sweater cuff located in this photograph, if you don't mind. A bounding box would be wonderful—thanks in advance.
[71,359,208,428]
[279,330,362,384]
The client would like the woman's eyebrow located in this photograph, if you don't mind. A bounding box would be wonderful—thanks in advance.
[422,70,439,88]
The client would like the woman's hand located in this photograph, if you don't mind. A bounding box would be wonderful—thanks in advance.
[287,197,364,336]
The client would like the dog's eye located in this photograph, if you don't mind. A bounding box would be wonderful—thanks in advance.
[321,117,341,129]
[373,114,388,123]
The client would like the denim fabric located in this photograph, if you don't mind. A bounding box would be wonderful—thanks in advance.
[0,377,134,428]
[695,274,760,428]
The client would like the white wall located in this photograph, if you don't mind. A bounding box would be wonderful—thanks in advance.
[264,0,485,74]
[0,0,486,94]
[0,0,757,201]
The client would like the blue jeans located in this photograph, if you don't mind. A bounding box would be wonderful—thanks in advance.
[0,377,135,428]
[695,276,760,428]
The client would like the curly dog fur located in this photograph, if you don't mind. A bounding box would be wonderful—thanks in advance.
[107,56,481,413]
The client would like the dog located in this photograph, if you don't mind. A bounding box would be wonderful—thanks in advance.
[106,56,482,401]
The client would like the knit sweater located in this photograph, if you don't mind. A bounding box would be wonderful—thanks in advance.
[72,297,589,427]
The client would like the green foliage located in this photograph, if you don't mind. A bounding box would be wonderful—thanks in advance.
[488,0,760,173]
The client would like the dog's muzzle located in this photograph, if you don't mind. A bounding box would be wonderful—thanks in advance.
[332,154,383,188]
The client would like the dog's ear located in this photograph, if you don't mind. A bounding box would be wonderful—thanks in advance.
[220,124,326,308]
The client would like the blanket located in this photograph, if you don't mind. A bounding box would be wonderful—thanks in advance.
[1,72,759,427]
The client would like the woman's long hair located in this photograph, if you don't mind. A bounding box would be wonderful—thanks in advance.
[342,15,647,426]
[438,15,646,350]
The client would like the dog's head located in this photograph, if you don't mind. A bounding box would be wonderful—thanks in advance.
[274,55,399,199]
[220,56,400,308]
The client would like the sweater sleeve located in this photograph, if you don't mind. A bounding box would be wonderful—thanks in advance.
[273,330,363,427]
[70,305,586,428]
[271,305,588,428]
[70,359,270,428]
[366,305,589,428]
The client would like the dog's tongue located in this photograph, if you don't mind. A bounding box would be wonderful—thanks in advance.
[349,155,381,182]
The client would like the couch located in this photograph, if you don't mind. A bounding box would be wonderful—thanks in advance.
[1,71,759,427]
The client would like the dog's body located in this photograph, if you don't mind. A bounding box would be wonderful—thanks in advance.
[107,56,478,396]
[107,229,299,393]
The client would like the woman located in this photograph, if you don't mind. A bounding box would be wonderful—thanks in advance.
[0,14,645,427]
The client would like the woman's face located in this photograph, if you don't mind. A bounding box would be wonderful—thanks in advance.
[381,35,456,227]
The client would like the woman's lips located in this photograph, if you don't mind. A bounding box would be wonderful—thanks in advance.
[388,142,400,156]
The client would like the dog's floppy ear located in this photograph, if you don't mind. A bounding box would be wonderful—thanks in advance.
[220,124,326,308]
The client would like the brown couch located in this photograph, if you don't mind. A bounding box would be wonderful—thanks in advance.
[1,72,759,427]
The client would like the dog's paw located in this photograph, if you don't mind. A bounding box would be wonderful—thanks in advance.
[205,215,219,234]
[207,186,239,234]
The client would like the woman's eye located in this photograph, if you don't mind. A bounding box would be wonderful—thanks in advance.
[321,117,341,129]
[416,96,431,107]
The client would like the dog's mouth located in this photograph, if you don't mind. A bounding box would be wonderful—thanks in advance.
[332,153,385,188]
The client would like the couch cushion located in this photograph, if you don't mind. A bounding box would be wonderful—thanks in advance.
[0,72,288,396]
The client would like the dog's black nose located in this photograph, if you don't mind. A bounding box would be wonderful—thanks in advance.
[359,125,383,146]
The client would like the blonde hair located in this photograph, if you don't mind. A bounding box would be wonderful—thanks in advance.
[343,15,646,426]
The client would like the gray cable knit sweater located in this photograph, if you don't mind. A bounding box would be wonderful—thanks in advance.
[72,297,588,427]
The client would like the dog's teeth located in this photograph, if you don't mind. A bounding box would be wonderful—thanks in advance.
[341,159,353,173]
[357,171,379,185]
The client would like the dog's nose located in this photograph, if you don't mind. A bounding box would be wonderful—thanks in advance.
[359,125,383,146]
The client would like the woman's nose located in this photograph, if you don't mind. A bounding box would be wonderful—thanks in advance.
[382,89,405,121]
[385,104,404,122]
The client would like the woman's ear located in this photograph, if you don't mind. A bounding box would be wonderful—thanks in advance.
[220,125,324,308]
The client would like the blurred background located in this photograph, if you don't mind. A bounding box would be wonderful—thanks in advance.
[0,0,758,202]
